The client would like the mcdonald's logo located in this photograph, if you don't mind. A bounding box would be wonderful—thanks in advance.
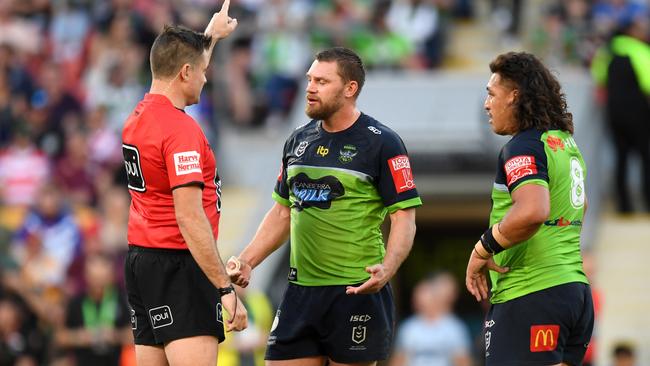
[530,325,560,352]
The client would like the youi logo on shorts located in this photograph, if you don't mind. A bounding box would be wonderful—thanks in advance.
[149,305,174,329]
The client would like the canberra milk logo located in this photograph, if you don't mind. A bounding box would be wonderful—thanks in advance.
[149,305,173,329]
[289,173,344,211]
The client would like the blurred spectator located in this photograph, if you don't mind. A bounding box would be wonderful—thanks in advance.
[0,0,42,55]
[0,295,42,366]
[590,4,650,213]
[217,287,273,366]
[0,124,50,207]
[85,13,144,133]
[312,0,369,48]
[530,0,596,67]
[225,37,261,127]
[30,62,83,158]
[390,272,472,366]
[0,43,35,111]
[47,0,92,92]
[611,342,636,366]
[349,0,415,70]
[490,0,524,38]
[54,126,97,207]
[10,183,82,291]
[56,254,132,366]
[592,0,647,38]
[252,0,312,124]
[387,0,450,68]
[86,106,122,171]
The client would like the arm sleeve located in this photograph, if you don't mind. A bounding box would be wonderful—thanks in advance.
[272,139,291,207]
[377,132,422,213]
[500,136,549,193]
[162,123,206,190]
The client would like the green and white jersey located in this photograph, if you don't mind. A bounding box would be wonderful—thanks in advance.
[273,113,422,286]
[489,129,589,303]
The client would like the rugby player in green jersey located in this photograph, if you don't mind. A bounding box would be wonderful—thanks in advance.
[466,52,594,366]
[228,47,422,366]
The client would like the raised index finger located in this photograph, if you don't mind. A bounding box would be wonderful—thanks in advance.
[220,0,230,14]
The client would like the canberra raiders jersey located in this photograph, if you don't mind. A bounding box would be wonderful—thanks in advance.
[489,129,589,303]
[273,113,422,286]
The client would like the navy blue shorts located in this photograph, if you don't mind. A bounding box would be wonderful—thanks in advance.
[484,282,594,366]
[124,246,225,345]
[265,282,395,363]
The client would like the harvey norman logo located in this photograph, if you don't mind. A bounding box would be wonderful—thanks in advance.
[149,305,173,329]
[174,151,201,176]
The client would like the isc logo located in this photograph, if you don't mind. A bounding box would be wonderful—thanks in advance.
[149,305,173,329]
[350,314,372,322]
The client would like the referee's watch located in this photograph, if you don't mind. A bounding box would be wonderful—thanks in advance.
[218,284,235,297]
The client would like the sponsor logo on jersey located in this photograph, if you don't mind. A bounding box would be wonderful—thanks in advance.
[289,173,344,210]
[504,155,537,186]
[338,144,358,164]
[149,305,173,329]
[530,325,559,352]
[388,155,416,193]
[295,141,308,157]
[173,151,201,176]
[547,135,565,152]
[367,126,382,135]
[316,145,329,157]
[123,144,146,192]
[544,217,582,227]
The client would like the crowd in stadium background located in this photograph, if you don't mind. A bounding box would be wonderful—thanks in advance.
[0,0,648,365]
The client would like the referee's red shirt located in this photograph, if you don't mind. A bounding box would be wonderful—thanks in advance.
[122,93,220,249]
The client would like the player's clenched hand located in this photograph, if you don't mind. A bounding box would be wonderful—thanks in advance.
[205,0,238,40]
[226,256,252,288]
[465,241,508,302]
[345,264,391,295]
[221,292,248,332]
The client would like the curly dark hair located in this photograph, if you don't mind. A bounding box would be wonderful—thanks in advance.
[489,52,574,134]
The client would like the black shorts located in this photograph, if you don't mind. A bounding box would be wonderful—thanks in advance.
[124,246,225,345]
[265,282,395,363]
[484,282,594,366]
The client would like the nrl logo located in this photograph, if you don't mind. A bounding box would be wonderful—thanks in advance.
[295,141,308,157]
[338,144,358,164]
[352,325,366,344]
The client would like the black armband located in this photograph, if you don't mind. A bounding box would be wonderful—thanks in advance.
[480,226,505,254]
[217,284,235,297]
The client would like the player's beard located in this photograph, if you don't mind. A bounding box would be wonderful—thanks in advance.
[305,90,345,120]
